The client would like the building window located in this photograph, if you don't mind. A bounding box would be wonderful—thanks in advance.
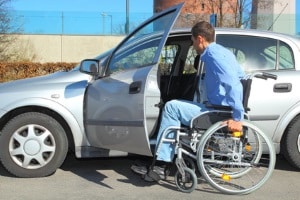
[201,3,205,11]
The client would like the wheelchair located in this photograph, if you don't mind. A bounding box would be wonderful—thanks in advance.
[155,72,277,194]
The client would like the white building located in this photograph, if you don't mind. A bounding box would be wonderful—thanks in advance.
[252,0,297,35]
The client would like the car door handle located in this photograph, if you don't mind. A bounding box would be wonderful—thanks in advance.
[273,83,292,93]
[129,81,142,94]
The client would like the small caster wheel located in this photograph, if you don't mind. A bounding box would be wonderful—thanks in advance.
[174,167,197,193]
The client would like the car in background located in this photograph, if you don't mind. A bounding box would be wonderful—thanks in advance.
[0,3,300,178]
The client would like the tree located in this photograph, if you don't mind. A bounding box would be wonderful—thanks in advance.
[0,0,24,61]
[170,0,254,29]
[230,0,252,28]
[204,0,253,28]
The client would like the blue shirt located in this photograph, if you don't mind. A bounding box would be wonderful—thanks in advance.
[200,42,245,121]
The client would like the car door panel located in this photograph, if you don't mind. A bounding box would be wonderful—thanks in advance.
[248,71,300,140]
[84,66,158,156]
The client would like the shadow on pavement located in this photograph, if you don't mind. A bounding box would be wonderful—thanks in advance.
[60,154,161,188]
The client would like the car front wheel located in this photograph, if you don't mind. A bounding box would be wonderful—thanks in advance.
[281,115,300,169]
[0,112,68,177]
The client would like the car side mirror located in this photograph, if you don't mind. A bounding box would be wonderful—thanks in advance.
[79,59,102,76]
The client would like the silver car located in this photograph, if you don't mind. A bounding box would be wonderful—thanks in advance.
[0,3,299,178]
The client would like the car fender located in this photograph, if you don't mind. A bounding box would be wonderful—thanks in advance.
[0,97,88,147]
[273,100,300,143]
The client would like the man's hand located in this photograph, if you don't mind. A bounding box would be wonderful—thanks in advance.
[223,119,243,132]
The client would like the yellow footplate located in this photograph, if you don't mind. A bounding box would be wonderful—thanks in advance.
[221,173,231,181]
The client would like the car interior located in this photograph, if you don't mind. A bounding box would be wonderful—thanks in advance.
[159,34,198,103]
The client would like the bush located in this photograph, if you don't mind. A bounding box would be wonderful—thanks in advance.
[0,62,78,82]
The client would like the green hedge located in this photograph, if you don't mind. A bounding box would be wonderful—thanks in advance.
[0,62,78,83]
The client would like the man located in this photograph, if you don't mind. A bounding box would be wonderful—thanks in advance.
[132,21,245,181]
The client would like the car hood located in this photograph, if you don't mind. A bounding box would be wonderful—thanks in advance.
[0,69,91,92]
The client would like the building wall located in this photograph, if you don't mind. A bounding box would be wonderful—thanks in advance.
[254,0,296,35]
[272,0,295,34]
[297,0,300,35]
[13,34,124,63]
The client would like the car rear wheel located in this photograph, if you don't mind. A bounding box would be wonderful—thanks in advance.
[0,112,68,177]
[281,115,300,169]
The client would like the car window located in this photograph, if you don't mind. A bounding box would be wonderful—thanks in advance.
[158,44,198,76]
[159,45,179,75]
[224,47,246,66]
[108,34,161,74]
[107,10,176,75]
[278,41,295,69]
[184,47,198,74]
[217,34,295,71]
[217,35,275,71]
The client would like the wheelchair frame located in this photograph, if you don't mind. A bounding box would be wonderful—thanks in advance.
[154,72,277,194]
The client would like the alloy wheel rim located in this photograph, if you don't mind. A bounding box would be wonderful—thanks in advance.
[9,124,56,169]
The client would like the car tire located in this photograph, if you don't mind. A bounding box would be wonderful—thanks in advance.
[281,115,300,169]
[0,112,68,178]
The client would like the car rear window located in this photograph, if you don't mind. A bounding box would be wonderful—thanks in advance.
[216,34,295,71]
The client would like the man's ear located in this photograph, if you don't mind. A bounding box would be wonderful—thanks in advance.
[197,35,203,43]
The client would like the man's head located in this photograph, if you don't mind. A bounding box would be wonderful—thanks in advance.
[191,21,215,54]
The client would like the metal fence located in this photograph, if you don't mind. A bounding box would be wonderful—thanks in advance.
[10,10,153,35]
[8,10,300,36]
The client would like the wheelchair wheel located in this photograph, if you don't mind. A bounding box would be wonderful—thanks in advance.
[174,167,197,193]
[196,120,276,195]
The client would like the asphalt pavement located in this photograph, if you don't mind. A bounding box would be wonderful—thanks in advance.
[0,154,299,200]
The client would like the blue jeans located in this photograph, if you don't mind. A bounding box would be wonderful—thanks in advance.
[155,99,208,162]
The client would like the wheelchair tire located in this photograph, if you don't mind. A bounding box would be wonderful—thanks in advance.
[174,167,197,193]
[183,156,196,172]
[196,120,276,195]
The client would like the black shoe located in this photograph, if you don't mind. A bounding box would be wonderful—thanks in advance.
[147,165,170,181]
[131,164,168,182]
[131,164,147,175]
[151,166,167,179]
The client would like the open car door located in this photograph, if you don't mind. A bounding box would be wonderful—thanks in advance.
[83,3,183,156]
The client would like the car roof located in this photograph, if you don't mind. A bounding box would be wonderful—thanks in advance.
[170,27,300,51]
[171,27,300,39]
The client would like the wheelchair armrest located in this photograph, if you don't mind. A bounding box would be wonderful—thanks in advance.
[205,102,232,111]
[205,102,250,112]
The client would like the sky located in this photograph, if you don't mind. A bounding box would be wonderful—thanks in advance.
[297,0,300,34]
[8,0,154,35]
[9,0,153,13]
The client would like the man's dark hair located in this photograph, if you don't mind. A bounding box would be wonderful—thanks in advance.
[191,21,215,43]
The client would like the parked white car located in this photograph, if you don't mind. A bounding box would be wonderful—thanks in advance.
[0,3,299,177]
